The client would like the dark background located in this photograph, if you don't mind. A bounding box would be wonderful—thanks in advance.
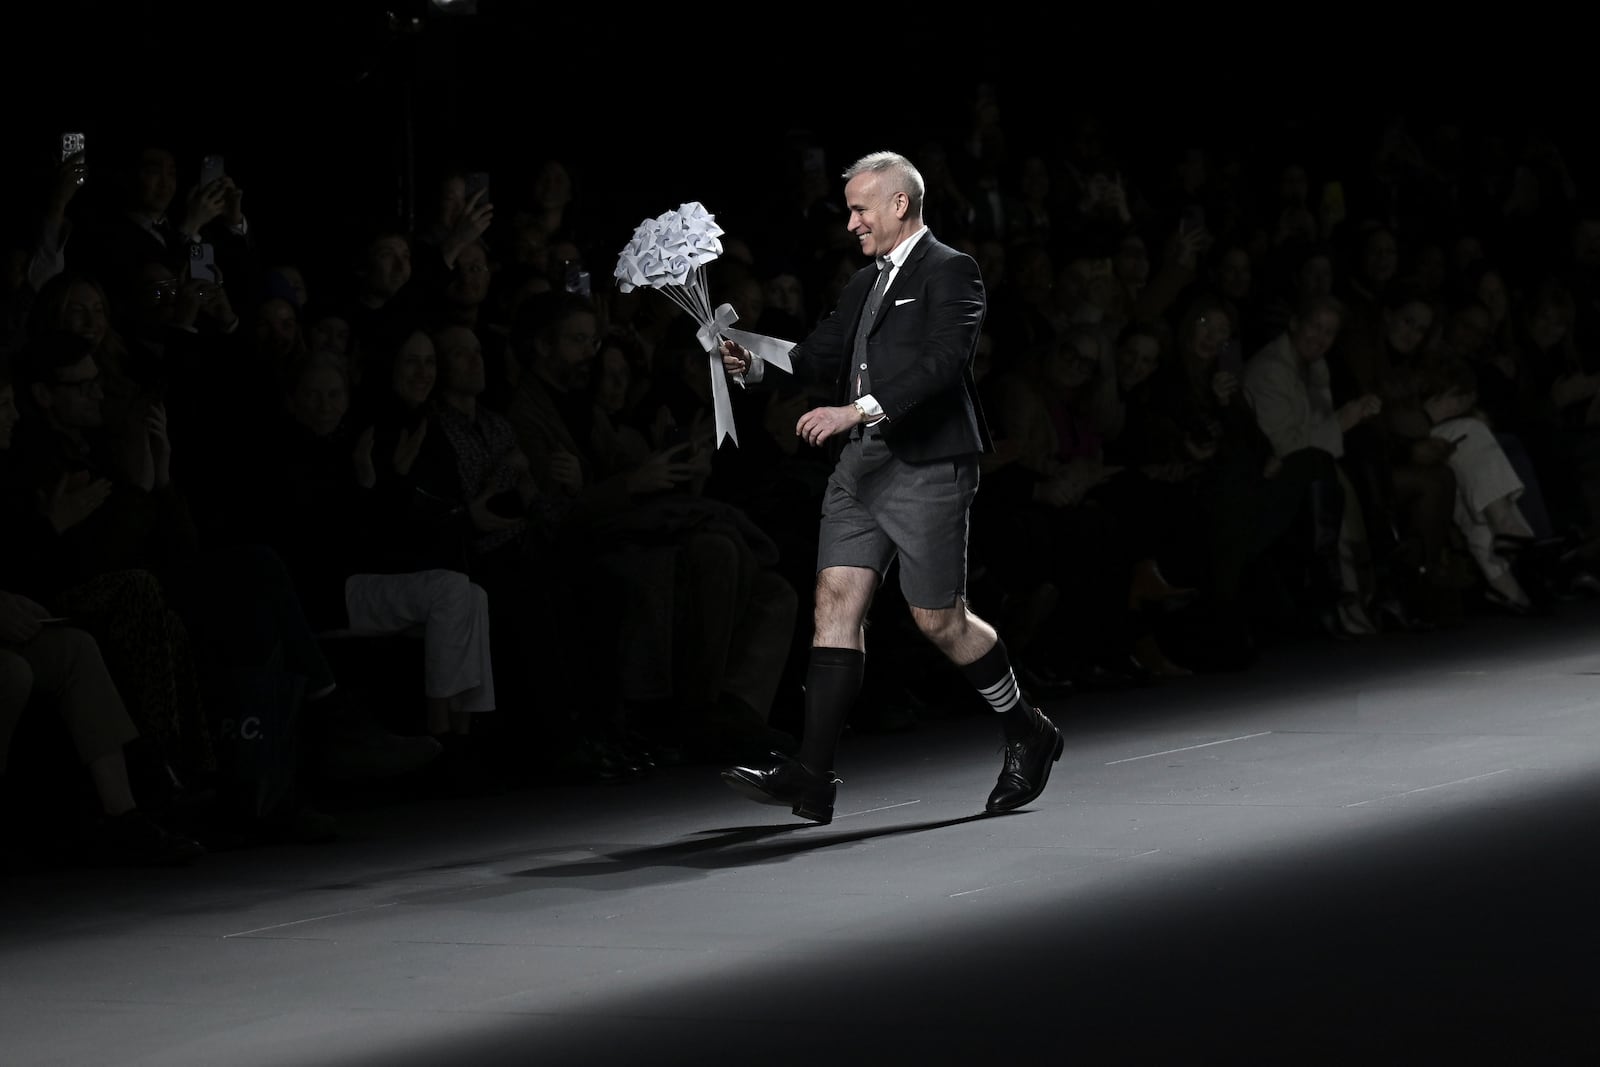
[9,3,1595,276]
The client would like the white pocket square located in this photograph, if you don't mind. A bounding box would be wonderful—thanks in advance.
[893,298,916,306]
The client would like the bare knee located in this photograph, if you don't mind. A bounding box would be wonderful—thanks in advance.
[910,599,996,665]
[812,569,874,648]
[910,603,965,648]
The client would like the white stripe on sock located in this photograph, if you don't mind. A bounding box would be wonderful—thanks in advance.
[978,671,1021,713]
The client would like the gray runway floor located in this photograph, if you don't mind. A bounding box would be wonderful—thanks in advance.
[6,602,1600,1065]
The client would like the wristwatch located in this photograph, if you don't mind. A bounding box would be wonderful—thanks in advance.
[852,399,871,424]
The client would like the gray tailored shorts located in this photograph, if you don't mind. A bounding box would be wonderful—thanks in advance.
[816,432,978,609]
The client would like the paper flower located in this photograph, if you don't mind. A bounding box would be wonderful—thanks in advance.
[614,202,793,448]
[614,201,725,293]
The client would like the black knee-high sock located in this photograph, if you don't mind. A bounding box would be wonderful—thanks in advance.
[961,640,1037,742]
[797,647,864,773]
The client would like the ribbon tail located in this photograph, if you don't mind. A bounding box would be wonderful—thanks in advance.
[694,302,743,448]
[691,303,796,447]
[723,326,794,374]
[710,354,738,449]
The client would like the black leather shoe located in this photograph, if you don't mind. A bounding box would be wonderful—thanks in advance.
[721,753,840,824]
[986,711,1065,813]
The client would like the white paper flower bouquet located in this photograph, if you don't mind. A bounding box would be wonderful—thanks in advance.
[614,201,793,447]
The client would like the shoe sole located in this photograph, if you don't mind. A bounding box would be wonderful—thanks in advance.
[720,770,834,825]
[986,727,1066,813]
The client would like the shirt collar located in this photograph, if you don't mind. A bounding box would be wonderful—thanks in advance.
[880,226,929,272]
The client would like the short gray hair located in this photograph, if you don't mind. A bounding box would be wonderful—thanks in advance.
[843,151,925,218]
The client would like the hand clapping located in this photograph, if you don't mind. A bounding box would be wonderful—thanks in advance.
[626,442,701,494]
[41,470,111,532]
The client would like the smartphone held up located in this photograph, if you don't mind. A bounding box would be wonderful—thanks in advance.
[60,131,86,185]
[188,242,219,287]
[199,154,225,191]
[564,261,591,297]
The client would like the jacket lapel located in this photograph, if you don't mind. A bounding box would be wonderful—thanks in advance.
[866,233,935,339]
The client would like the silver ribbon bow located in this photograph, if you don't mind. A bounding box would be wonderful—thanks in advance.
[695,302,795,448]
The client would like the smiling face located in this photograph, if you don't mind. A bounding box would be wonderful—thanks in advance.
[1187,308,1232,363]
[1116,332,1160,389]
[256,298,300,353]
[595,344,632,415]
[845,169,911,259]
[391,330,437,409]
[1529,300,1570,350]
[288,360,349,438]
[764,272,804,317]
[1046,332,1102,392]
[531,307,599,394]
[131,262,179,331]
[362,235,412,302]
[307,312,351,356]
[1384,300,1433,356]
[1363,229,1399,287]
[1290,306,1341,363]
[1476,270,1509,326]
[448,241,492,306]
[61,281,109,350]
[36,354,104,431]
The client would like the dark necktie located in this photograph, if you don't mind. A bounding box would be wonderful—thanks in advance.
[854,258,892,397]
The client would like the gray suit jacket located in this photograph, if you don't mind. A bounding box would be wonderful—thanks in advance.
[791,231,993,464]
